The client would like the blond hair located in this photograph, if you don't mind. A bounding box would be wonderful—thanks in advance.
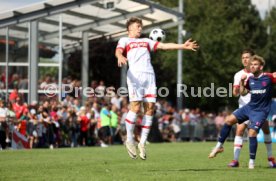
[251,55,265,66]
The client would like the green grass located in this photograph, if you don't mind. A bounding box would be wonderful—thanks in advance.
[0,142,275,181]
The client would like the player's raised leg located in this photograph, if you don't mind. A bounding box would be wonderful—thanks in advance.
[209,114,238,158]
[125,101,140,159]
[138,102,154,160]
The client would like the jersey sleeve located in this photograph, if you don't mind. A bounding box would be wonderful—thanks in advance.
[233,73,240,88]
[265,72,276,84]
[103,109,110,116]
[116,38,126,52]
[147,38,159,52]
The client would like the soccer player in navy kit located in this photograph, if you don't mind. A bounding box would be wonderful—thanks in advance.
[228,49,276,168]
[209,55,276,169]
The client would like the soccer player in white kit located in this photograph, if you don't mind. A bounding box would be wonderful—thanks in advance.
[115,17,199,160]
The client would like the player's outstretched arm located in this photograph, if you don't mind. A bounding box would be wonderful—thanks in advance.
[115,49,127,67]
[157,38,199,51]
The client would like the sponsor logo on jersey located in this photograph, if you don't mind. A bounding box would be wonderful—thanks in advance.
[129,42,148,49]
[250,89,266,94]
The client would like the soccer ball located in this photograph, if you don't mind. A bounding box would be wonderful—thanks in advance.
[149,28,166,42]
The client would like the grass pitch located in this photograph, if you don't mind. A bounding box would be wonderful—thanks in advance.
[0,142,275,181]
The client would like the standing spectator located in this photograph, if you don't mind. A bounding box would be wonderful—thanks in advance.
[9,73,19,89]
[111,95,122,110]
[72,99,80,112]
[41,101,54,149]
[66,108,78,147]
[77,107,90,146]
[27,109,38,148]
[110,105,121,144]
[9,87,19,103]
[0,99,8,149]
[96,80,106,96]
[50,106,61,147]
[119,106,128,142]
[12,97,28,120]
[98,104,111,147]
[170,108,181,142]
[18,110,28,137]
[215,112,225,137]
[40,75,51,89]
[90,80,98,90]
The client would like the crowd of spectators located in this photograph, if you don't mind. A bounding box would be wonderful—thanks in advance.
[1,75,275,150]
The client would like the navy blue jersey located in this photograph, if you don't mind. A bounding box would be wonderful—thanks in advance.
[245,73,276,113]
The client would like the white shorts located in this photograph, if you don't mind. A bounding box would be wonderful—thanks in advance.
[243,120,249,125]
[127,71,157,102]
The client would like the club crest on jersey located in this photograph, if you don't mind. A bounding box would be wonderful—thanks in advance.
[255,122,261,126]
[262,81,267,87]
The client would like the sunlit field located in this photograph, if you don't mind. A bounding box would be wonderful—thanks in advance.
[0,142,275,181]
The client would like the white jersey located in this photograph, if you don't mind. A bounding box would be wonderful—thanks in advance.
[233,69,252,107]
[116,37,159,73]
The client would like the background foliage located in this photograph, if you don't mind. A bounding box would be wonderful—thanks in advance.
[67,0,276,111]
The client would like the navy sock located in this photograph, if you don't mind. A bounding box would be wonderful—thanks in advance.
[218,124,232,143]
[249,137,258,160]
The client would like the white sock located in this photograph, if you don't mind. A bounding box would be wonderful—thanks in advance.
[264,134,273,158]
[140,115,153,145]
[215,142,223,149]
[234,136,243,161]
[125,111,137,143]
[249,159,255,165]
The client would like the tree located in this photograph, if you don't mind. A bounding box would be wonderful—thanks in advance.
[153,0,267,111]
[262,7,276,72]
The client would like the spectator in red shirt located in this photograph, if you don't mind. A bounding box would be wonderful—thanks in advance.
[13,97,28,119]
[9,87,19,103]
[77,107,90,146]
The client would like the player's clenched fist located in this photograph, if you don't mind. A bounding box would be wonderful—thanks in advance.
[241,74,247,81]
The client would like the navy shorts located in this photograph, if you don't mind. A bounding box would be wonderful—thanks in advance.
[233,105,268,132]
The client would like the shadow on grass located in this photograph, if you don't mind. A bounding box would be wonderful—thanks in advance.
[149,166,275,172]
[149,168,219,172]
